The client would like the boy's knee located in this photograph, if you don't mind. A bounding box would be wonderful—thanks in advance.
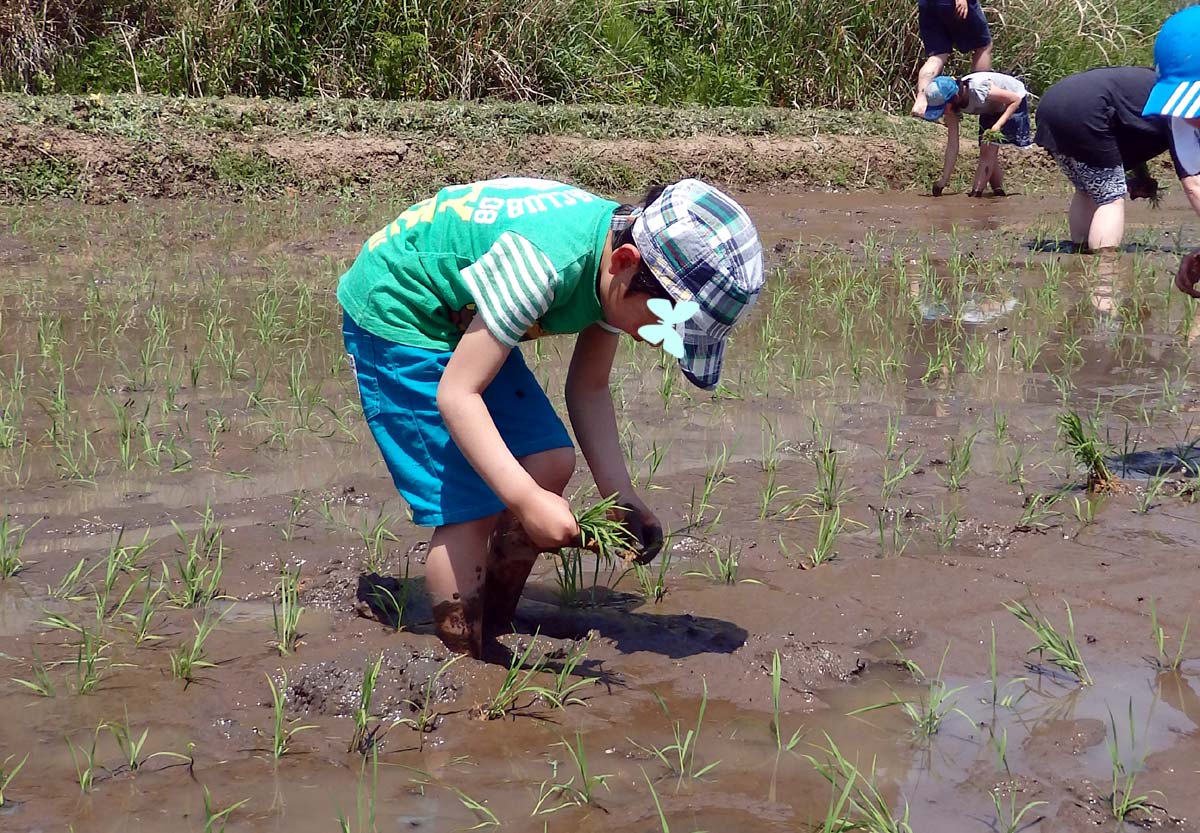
[523,446,576,494]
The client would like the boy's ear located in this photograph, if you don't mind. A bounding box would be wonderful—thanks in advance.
[611,243,642,275]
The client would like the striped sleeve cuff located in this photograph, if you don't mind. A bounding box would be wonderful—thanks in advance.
[460,232,558,347]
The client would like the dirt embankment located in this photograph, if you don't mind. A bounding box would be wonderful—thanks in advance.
[0,94,1064,203]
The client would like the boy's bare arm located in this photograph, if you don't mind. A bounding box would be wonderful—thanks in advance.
[565,324,636,501]
[984,88,1023,133]
[566,324,663,558]
[934,109,960,195]
[438,316,578,547]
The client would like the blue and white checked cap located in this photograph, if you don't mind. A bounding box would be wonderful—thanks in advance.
[632,179,764,389]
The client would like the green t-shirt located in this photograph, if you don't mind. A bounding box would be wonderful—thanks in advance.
[337,178,620,350]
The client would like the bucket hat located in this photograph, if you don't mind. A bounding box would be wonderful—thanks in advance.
[924,76,961,121]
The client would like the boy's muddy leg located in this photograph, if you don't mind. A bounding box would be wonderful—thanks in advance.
[484,447,575,640]
[426,514,495,659]
[483,510,543,639]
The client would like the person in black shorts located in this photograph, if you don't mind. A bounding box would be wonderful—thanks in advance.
[911,0,994,119]
[1034,66,1200,253]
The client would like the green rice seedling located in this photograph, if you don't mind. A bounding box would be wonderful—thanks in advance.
[759,422,794,518]
[808,508,843,568]
[991,786,1047,833]
[544,633,599,709]
[1072,495,1096,531]
[1106,701,1160,822]
[266,672,316,759]
[1005,444,1029,488]
[202,786,249,833]
[121,574,167,644]
[271,564,304,655]
[851,645,967,739]
[531,732,613,815]
[629,679,719,784]
[689,444,732,527]
[170,609,227,686]
[881,451,921,503]
[356,508,399,574]
[575,494,637,562]
[803,436,853,512]
[167,520,225,608]
[1057,410,1117,492]
[682,540,756,585]
[986,624,1028,710]
[1148,600,1190,672]
[770,651,803,752]
[874,507,913,558]
[1017,491,1064,532]
[11,650,55,697]
[66,727,100,793]
[337,748,380,833]
[932,505,960,549]
[280,491,307,541]
[478,636,571,720]
[108,706,189,772]
[990,726,1011,773]
[73,629,111,695]
[632,548,672,602]
[349,653,385,754]
[641,767,706,833]
[1004,600,1092,686]
[0,515,36,579]
[0,754,28,807]
[806,736,913,833]
[963,337,988,374]
[992,408,1009,446]
[1133,472,1170,514]
[939,430,977,491]
[402,654,465,749]
[554,548,587,606]
[447,783,501,828]
[896,648,968,737]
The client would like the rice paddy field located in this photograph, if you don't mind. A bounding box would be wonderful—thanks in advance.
[1,187,1199,832]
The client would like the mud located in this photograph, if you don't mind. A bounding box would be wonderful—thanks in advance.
[1,186,1199,832]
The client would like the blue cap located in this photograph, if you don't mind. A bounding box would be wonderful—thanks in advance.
[924,76,959,121]
[1143,6,1200,118]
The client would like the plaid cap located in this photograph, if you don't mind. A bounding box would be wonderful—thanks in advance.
[632,179,764,389]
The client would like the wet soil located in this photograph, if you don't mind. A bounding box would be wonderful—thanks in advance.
[1,187,1199,832]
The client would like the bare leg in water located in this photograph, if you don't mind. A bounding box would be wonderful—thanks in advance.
[426,446,575,661]
[484,447,575,642]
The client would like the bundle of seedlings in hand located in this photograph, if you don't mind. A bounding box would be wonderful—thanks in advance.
[574,495,640,564]
[1057,410,1117,493]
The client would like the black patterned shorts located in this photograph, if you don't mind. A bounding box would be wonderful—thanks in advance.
[1050,152,1126,206]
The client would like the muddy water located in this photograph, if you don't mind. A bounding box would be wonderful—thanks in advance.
[1,188,1199,833]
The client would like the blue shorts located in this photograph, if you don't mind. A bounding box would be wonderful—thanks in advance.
[917,0,992,56]
[980,96,1033,148]
[342,312,573,528]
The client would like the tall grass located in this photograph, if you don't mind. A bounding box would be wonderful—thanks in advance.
[3,0,1169,107]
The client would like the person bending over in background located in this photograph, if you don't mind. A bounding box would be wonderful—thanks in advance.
[911,0,993,119]
[923,71,1032,197]
[337,177,764,660]
[1034,65,1200,254]
[1141,6,1200,298]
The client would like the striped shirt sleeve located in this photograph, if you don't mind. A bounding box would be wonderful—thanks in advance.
[459,232,559,347]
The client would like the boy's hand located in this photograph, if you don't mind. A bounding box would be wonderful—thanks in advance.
[955,0,968,18]
[614,499,664,564]
[514,488,580,550]
[1177,251,1200,299]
